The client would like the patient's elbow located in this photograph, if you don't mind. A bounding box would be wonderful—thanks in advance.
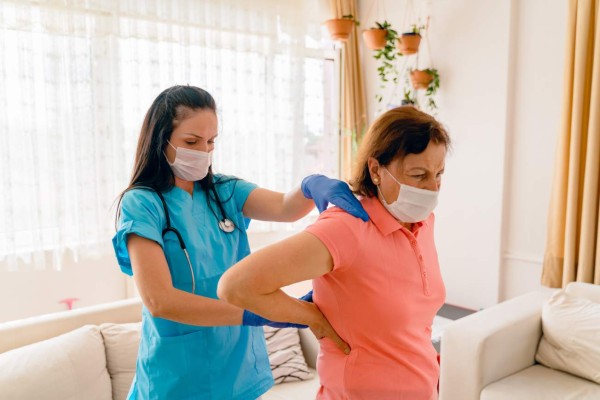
[217,273,245,306]
[216,274,233,302]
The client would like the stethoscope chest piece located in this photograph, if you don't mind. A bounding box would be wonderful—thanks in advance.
[219,218,235,233]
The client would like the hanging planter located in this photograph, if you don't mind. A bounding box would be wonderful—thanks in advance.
[362,21,391,50]
[396,33,421,55]
[410,69,434,89]
[363,29,387,50]
[410,68,440,110]
[396,24,425,55]
[325,14,359,42]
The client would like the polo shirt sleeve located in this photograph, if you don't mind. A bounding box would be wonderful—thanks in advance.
[112,189,164,276]
[305,208,360,271]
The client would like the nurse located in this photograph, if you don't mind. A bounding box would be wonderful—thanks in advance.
[112,85,368,400]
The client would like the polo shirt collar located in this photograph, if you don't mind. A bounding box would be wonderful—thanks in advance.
[362,195,427,236]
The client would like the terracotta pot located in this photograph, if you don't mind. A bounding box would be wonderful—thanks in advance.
[362,29,387,50]
[410,70,434,89]
[325,19,355,41]
[396,33,421,55]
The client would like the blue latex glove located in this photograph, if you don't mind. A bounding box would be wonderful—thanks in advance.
[301,174,369,222]
[299,290,313,303]
[242,290,314,329]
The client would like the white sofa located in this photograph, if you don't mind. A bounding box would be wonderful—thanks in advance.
[0,298,320,400]
[439,282,600,400]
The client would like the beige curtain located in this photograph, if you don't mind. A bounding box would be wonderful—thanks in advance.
[328,0,368,181]
[542,0,600,287]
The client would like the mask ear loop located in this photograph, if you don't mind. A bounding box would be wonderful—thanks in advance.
[163,141,177,165]
[378,167,402,207]
[382,167,402,185]
[377,185,392,207]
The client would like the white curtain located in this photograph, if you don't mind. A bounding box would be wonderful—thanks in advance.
[0,0,337,271]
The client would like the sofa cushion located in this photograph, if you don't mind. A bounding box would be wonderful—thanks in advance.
[262,367,319,399]
[0,325,112,400]
[100,322,141,400]
[566,282,600,303]
[264,326,314,384]
[535,290,600,384]
[481,364,600,400]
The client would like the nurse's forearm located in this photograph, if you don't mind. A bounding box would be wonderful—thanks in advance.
[242,187,314,222]
[129,234,245,326]
[152,289,244,326]
[280,186,315,221]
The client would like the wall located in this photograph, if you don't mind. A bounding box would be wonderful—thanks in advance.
[499,0,567,301]
[358,0,568,309]
[0,230,304,323]
[0,250,127,323]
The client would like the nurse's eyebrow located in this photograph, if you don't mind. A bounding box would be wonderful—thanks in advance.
[184,133,219,139]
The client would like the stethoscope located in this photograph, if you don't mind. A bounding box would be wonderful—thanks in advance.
[151,187,235,294]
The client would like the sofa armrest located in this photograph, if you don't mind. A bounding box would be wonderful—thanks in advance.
[0,298,142,353]
[439,290,555,400]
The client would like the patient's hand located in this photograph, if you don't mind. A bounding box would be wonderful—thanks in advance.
[306,302,350,355]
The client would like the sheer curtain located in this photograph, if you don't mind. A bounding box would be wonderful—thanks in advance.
[0,0,336,271]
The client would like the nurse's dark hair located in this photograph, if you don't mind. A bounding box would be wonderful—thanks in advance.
[114,85,237,228]
[351,106,451,198]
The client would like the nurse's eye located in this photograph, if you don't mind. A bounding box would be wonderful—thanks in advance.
[208,140,215,145]
[185,141,197,145]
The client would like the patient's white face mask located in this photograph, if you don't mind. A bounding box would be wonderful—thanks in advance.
[378,167,439,223]
[165,141,212,181]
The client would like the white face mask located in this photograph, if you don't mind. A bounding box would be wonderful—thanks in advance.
[165,141,212,181]
[378,167,439,223]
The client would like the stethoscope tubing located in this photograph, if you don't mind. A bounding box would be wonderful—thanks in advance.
[149,186,234,295]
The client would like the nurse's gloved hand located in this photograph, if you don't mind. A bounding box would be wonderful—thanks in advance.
[301,174,369,222]
[299,290,313,303]
[242,310,307,329]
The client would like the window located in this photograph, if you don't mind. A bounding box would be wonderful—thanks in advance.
[0,0,336,269]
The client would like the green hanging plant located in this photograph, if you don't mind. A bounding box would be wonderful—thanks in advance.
[342,14,360,26]
[373,20,401,103]
[424,68,440,110]
[401,88,417,106]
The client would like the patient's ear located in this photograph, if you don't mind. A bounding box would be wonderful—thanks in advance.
[367,157,381,184]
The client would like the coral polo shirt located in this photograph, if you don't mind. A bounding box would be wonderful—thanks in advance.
[305,195,445,400]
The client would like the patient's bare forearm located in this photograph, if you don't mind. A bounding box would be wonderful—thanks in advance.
[220,286,314,326]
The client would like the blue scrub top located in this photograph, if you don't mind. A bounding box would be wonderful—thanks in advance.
[112,174,273,400]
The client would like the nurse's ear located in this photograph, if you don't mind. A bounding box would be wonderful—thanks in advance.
[367,157,381,186]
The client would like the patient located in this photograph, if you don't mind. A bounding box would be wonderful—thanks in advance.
[218,106,450,400]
